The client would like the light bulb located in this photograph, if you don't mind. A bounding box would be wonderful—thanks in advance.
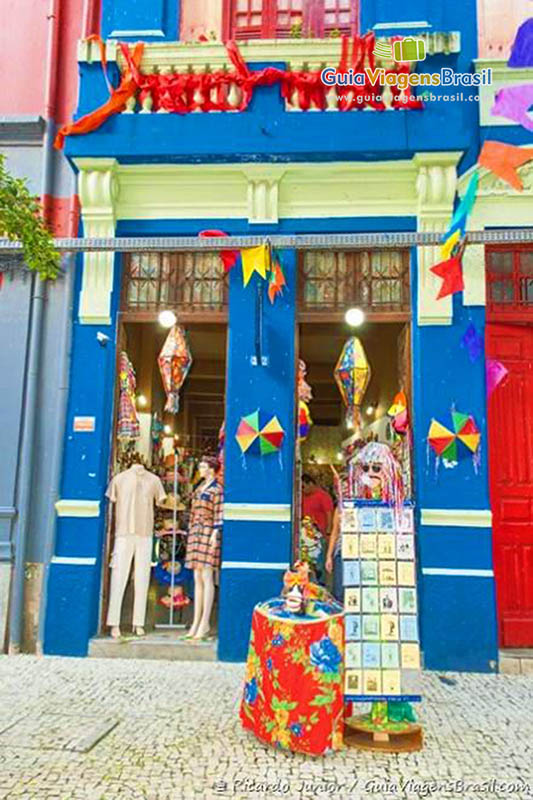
[366,405,375,416]
[158,310,177,328]
[164,424,172,435]
[137,394,147,408]
[345,307,365,327]
[337,452,343,461]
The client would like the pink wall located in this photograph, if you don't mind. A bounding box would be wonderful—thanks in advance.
[0,0,85,122]
[180,0,223,42]
[477,0,532,59]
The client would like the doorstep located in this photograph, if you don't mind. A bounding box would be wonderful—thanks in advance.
[88,630,217,662]
[499,649,533,675]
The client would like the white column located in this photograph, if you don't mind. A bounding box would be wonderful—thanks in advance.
[74,158,119,325]
[414,152,463,326]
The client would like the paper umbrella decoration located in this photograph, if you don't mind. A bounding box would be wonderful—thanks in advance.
[235,410,285,456]
[158,325,193,414]
[334,337,371,431]
[427,410,481,465]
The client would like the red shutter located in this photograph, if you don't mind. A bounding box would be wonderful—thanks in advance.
[223,0,359,41]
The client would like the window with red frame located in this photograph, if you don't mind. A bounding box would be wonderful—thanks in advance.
[223,0,359,41]
[486,245,533,319]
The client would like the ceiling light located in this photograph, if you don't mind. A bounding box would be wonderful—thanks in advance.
[164,424,172,435]
[345,307,365,327]
[158,310,177,328]
[366,405,375,416]
[137,394,147,408]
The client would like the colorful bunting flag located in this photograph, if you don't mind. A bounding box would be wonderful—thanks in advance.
[268,254,287,304]
[486,359,509,396]
[241,244,270,287]
[431,255,465,300]
[491,84,533,132]
[508,18,533,68]
[460,323,483,363]
[479,141,533,192]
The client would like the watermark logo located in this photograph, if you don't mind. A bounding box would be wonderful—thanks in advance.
[373,37,426,63]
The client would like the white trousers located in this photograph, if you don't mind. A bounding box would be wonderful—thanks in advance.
[106,536,152,627]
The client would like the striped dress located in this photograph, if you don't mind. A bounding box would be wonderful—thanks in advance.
[185,480,223,569]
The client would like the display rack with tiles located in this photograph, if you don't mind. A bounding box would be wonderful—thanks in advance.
[342,501,421,703]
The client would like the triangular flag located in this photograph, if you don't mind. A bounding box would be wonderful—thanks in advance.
[457,433,481,453]
[508,18,533,68]
[431,255,464,299]
[479,141,533,192]
[491,84,533,132]
[452,411,470,433]
[241,245,269,287]
[268,257,287,304]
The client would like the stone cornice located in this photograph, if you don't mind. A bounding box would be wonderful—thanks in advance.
[0,115,45,145]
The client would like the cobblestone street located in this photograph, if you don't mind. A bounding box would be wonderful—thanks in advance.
[0,656,531,800]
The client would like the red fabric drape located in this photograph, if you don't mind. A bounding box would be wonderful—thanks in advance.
[55,36,423,148]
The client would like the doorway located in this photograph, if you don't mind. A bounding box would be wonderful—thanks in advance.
[486,245,533,648]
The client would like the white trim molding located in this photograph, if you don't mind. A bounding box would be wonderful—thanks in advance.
[422,567,494,577]
[222,561,290,570]
[77,34,461,72]
[475,59,533,128]
[55,499,101,518]
[75,153,464,329]
[421,508,492,528]
[224,503,291,522]
[51,556,97,566]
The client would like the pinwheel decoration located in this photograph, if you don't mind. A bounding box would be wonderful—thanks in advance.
[235,410,285,456]
[334,337,371,431]
[158,325,193,414]
[427,409,481,469]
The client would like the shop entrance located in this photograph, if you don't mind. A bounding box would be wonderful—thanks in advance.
[100,251,227,646]
[295,248,413,579]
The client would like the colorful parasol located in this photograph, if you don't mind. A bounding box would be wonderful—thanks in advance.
[334,337,371,431]
[298,400,313,441]
[158,325,193,414]
[117,351,140,441]
[235,410,285,456]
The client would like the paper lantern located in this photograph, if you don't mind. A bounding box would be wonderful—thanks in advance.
[334,337,371,431]
[298,401,313,441]
[158,325,192,414]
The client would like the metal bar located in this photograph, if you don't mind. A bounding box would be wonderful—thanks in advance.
[2,229,533,254]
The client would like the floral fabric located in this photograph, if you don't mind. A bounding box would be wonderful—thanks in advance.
[240,600,345,756]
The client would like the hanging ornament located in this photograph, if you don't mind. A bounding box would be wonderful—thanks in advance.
[431,255,464,300]
[241,244,270,287]
[298,400,313,441]
[117,351,140,441]
[334,337,371,432]
[427,409,481,472]
[157,325,193,414]
[298,359,313,403]
[486,359,509,396]
[460,323,484,363]
[388,390,409,436]
[268,251,287,304]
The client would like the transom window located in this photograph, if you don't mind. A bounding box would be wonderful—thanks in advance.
[223,0,359,41]
[486,246,533,319]
[299,249,410,313]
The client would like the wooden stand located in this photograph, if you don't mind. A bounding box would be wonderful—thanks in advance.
[344,715,423,753]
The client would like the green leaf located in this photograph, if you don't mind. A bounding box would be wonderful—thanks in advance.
[0,155,60,280]
[309,693,335,707]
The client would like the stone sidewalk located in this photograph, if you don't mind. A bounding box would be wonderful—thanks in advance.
[0,656,531,800]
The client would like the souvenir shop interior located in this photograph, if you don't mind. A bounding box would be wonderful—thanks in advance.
[104,320,226,635]
[297,321,412,503]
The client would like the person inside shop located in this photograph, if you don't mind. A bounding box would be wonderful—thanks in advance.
[325,507,343,603]
[183,456,223,640]
[301,473,334,581]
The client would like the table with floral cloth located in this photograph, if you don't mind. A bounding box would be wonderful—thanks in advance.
[240,596,345,756]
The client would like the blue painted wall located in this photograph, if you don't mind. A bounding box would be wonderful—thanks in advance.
[44,254,122,656]
[411,250,499,672]
[219,250,297,662]
[102,0,179,42]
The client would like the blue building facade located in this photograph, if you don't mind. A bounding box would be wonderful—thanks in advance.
[39,0,510,670]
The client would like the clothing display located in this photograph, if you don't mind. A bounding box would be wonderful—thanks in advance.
[106,464,166,537]
[106,536,153,627]
[106,464,166,630]
[185,480,223,570]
